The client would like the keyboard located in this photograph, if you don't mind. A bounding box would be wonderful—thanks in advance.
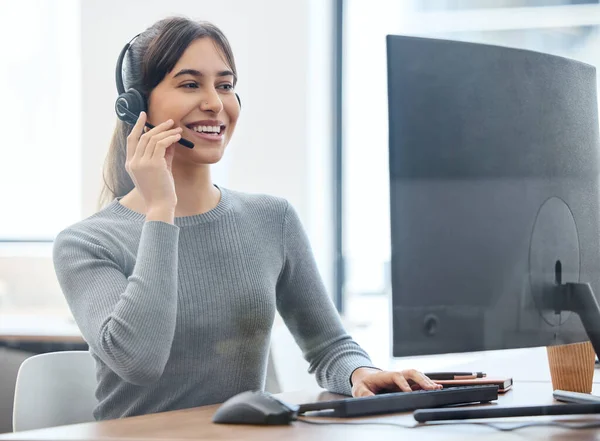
[297,385,499,418]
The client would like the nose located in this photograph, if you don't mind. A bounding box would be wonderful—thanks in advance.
[200,88,223,114]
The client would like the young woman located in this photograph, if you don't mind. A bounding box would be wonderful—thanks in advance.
[52,16,441,421]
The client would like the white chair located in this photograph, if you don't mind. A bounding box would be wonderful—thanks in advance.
[12,350,97,432]
[12,348,283,431]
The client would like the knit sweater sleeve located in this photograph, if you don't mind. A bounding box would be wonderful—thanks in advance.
[275,201,378,396]
[52,221,180,386]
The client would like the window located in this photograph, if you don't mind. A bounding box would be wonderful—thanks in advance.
[0,0,81,241]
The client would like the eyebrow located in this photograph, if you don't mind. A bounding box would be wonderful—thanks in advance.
[172,68,235,79]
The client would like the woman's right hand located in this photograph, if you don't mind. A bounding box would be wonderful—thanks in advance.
[125,111,182,215]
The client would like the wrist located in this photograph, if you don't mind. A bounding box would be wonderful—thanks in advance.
[350,367,381,386]
[146,206,175,224]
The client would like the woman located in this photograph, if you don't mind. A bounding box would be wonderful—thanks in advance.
[52,16,441,421]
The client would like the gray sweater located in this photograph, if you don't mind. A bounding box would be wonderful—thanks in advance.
[52,186,376,420]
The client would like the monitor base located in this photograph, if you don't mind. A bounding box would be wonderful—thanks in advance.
[548,282,600,360]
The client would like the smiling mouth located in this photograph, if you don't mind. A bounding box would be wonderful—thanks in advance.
[186,124,225,136]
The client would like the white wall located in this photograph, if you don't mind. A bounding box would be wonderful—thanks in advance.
[0,0,336,315]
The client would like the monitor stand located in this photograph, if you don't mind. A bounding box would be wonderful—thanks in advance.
[413,282,600,423]
[548,282,600,360]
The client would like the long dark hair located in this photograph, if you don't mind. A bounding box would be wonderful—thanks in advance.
[98,16,238,209]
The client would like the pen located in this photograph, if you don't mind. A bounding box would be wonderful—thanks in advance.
[425,372,486,380]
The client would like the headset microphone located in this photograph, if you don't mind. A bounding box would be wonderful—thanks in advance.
[115,101,195,149]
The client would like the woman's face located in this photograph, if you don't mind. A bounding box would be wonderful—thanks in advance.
[147,37,240,166]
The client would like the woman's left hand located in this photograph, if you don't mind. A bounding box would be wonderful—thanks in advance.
[351,367,443,397]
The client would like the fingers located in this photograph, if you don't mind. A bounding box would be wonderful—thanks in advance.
[351,368,443,399]
[126,111,147,164]
[352,383,375,398]
[133,119,175,161]
[402,369,442,390]
[392,372,413,392]
[151,133,182,160]
[144,128,183,159]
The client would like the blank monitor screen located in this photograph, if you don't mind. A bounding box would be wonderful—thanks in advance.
[386,35,600,357]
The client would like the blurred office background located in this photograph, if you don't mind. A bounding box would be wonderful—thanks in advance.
[2,0,600,433]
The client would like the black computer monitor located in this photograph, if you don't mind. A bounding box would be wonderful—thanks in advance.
[387,35,600,359]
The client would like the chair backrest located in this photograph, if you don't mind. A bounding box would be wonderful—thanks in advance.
[12,350,97,432]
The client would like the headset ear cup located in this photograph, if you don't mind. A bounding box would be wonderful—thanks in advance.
[235,93,241,109]
[125,88,146,116]
[115,88,146,125]
[115,95,132,123]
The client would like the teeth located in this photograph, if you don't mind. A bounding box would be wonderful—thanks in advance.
[191,125,221,134]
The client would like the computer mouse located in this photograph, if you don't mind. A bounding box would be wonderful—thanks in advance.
[212,390,299,425]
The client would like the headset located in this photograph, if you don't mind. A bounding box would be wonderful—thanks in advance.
[114,34,241,149]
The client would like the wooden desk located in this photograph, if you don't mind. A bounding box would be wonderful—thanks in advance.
[2,382,600,440]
